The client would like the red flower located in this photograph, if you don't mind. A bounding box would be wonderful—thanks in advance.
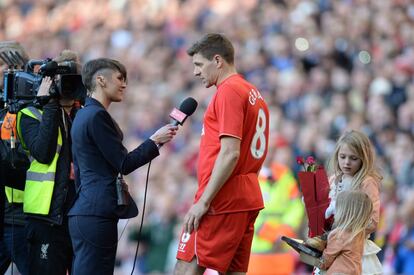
[296,156,305,165]
[306,156,315,165]
[297,155,318,172]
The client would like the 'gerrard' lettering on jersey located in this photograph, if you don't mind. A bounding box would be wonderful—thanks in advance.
[248,88,263,105]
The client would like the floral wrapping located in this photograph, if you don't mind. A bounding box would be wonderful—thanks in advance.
[298,166,332,237]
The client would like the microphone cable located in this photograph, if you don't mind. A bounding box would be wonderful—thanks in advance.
[9,116,16,275]
[74,160,150,271]
[10,188,14,275]
[130,160,152,275]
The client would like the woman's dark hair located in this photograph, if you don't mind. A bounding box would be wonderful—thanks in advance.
[82,58,127,95]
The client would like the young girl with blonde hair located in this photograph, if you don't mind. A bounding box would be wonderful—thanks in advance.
[308,130,382,274]
[301,191,373,275]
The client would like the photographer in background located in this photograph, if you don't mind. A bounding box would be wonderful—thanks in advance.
[16,50,82,275]
[0,42,30,275]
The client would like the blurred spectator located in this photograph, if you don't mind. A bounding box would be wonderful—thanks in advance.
[394,191,414,274]
[1,0,414,273]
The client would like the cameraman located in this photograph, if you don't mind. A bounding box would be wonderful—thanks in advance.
[16,50,80,275]
[0,49,29,275]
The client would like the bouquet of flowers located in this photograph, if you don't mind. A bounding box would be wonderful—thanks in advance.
[296,156,331,237]
[296,156,318,172]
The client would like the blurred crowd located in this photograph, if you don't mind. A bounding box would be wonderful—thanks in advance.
[1,0,414,274]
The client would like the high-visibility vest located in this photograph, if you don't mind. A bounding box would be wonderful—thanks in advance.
[1,111,25,203]
[5,188,24,203]
[17,106,62,215]
[252,166,304,253]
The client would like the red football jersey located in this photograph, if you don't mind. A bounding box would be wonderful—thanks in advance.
[195,74,270,214]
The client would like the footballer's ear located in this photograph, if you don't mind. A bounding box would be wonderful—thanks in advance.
[213,54,224,68]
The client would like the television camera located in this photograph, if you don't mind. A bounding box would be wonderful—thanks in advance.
[0,44,86,113]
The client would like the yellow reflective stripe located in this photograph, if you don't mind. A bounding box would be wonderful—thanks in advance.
[24,144,60,214]
[26,171,55,182]
[26,106,43,121]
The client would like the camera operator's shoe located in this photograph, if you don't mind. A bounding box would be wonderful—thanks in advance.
[304,234,327,252]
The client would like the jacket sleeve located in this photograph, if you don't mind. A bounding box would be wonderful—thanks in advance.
[19,101,60,164]
[361,177,380,234]
[90,110,159,175]
[318,230,344,270]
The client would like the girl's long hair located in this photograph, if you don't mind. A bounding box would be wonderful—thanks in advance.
[332,191,373,243]
[328,130,382,190]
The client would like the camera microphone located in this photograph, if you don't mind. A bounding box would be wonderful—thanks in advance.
[38,60,58,74]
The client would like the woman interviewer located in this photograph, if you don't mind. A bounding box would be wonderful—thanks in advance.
[68,58,178,274]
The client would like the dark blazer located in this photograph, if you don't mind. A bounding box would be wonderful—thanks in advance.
[68,97,159,219]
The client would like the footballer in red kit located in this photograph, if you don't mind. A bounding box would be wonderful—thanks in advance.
[196,74,268,214]
[175,34,269,275]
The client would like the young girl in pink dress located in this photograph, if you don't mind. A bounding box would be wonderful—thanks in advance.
[301,190,373,275]
[309,130,382,274]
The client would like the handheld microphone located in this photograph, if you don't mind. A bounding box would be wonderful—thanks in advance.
[157,97,198,149]
[169,97,198,126]
[131,96,197,274]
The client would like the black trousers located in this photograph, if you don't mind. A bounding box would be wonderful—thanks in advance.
[0,224,29,275]
[69,215,118,275]
[26,218,73,275]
